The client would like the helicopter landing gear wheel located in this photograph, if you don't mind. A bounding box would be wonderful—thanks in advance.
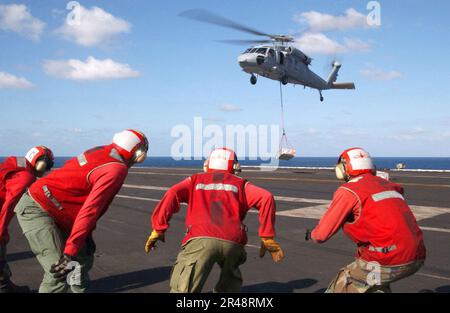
[250,75,257,85]
[319,90,324,102]
[281,76,288,85]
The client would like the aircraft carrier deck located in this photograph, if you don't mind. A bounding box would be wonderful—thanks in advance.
[6,167,450,293]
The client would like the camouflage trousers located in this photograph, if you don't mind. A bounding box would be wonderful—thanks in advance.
[170,238,247,293]
[326,258,424,293]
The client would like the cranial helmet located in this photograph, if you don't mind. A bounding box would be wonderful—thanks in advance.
[203,147,241,174]
[25,146,54,175]
[335,147,375,181]
[112,129,149,164]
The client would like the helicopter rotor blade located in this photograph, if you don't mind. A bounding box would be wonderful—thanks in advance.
[216,39,273,46]
[179,9,274,38]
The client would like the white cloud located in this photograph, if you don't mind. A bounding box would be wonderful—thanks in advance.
[343,38,371,52]
[295,8,368,32]
[0,71,33,89]
[219,104,242,112]
[360,66,402,81]
[0,4,45,41]
[386,128,428,141]
[56,5,131,46]
[295,33,371,55]
[43,56,140,81]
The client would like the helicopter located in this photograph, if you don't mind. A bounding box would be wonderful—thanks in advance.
[180,9,355,102]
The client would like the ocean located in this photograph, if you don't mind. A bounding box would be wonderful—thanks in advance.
[2,156,450,171]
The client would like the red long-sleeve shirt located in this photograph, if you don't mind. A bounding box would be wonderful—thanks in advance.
[151,177,276,238]
[311,187,359,243]
[62,162,127,256]
[0,170,35,244]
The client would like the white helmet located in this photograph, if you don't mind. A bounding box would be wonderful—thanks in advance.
[25,146,54,176]
[112,129,149,164]
[335,147,375,181]
[203,147,241,174]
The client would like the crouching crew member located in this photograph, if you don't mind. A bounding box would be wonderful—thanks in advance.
[145,147,285,293]
[0,146,54,293]
[14,130,148,293]
[306,147,426,293]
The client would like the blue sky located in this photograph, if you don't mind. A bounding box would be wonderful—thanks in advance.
[0,0,449,157]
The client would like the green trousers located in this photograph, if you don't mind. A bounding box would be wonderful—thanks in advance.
[14,192,94,293]
[170,237,247,293]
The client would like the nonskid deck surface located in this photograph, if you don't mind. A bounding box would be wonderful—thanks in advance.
[7,167,450,293]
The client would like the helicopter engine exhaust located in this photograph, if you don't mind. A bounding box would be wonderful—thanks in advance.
[287,47,312,65]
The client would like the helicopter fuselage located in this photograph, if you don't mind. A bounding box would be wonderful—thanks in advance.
[238,45,338,91]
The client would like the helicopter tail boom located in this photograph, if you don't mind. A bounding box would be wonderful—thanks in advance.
[325,61,355,90]
[331,82,356,90]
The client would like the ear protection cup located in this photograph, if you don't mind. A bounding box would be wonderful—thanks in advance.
[335,162,347,181]
[233,162,241,174]
[35,160,47,173]
[133,150,147,164]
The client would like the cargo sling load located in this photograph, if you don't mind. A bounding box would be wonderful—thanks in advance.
[277,82,296,161]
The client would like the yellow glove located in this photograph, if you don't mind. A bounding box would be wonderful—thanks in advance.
[259,237,285,263]
[145,230,165,253]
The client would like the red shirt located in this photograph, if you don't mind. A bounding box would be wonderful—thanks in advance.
[311,188,358,243]
[151,175,276,244]
[312,174,426,265]
[62,163,127,256]
[0,169,35,244]
[29,162,127,257]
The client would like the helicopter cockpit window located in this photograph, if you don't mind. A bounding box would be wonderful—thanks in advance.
[256,48,267,55]
[243,48,251,53]
[249,48,257,53]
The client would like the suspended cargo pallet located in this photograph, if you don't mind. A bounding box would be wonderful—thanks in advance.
[278,148,296,160]
[277,83,296,161]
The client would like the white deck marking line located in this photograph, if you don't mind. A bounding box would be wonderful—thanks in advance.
[116,194,163,202]
[122,185,329,204]
[417,272,450,281]
[123,184,169,191]
[419,226,450,233]
[274,196,330,204]
[120,184,450,224]
[116,193,450,234]
[275,205,450,222]
[123,184,450,221]
[127,172,450,188]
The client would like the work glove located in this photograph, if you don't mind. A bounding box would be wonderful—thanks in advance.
[259,237,285,263]
[305,229,312,241]
[49,254,76,282]
[145,230,165,253]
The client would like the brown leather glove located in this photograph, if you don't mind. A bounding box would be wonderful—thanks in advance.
[259,237,285,263]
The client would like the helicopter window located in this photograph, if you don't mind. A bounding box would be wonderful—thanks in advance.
[243,48,251,53]
[249,48,257,53]
[256,48,267,54]
[268,49,275,58]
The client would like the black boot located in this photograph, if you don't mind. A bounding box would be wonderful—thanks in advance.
[0,278,31,293]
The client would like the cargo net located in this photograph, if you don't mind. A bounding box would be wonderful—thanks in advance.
[278,82,296,161]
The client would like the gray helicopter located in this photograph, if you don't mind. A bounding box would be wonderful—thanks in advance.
[180,9,355,102]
